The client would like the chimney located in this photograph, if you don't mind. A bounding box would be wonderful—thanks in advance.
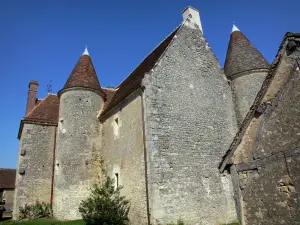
[25,80,39,116]
[182,6,203,33]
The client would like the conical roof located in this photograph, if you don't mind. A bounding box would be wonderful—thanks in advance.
[224,25,269,78]
[62,47,101,91]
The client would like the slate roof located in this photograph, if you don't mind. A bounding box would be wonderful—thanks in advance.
[23,94,59,124]
[224,29,269,78]
[0,168,16,189]
[220,32,300,172]
[62,54,102,91]
[100,26,180,117]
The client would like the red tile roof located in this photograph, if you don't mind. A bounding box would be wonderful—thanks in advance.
[23,94,59,124]
[20,25,180,126]
[100,26,180,117]
[0,168,16,189]
[102,88,117,113]
[224,30,269,78]
[62,54,102,91]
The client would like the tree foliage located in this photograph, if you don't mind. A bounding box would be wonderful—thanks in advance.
[79,162,130,225]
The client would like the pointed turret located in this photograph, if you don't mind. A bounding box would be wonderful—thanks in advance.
[54,47,105,219]
[224,24,269,78]
[225,25,270,126]
[59,47,103,95]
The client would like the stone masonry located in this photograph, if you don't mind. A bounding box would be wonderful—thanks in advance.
[100,91,148,225]
[13,124,56,220]
[221,36,300,225]
[53,89,103,220]
[15,6,299,225]
[230,70,268,125]
[142,23,238,224]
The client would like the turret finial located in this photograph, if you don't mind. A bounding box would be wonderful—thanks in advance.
[82,46,89,56]
[232,24,240,33]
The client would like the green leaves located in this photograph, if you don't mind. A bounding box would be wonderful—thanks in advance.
[19,201,52,220]
[78,162,130,225]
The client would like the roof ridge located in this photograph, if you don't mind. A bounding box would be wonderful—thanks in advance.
[100,25,181,117]
[115,24,182,89]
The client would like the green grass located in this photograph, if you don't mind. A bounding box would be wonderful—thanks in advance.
[0,219,85,225]
[0,219,239,225]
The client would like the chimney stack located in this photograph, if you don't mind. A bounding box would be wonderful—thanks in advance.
[25,80,38,116]
[182,6,203,33]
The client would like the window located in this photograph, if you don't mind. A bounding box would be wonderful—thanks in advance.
[113,117,119,137]
[115,173,119,188]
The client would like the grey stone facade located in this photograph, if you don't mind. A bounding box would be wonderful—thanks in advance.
[142,24,238,224]
[15,6,297,225]
[100,91,148,225]
[53,89,103,220]
[13,123,56,220]
[231,70,268,125]
[221,37,300,225]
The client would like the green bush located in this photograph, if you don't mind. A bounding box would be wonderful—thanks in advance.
[79,162,130,225]
[19,201,52,220]
[166,219,184,225]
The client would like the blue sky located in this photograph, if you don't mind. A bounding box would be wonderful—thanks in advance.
[0,0,299,168]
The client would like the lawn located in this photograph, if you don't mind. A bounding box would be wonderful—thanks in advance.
[0,219,85,225]
[0,219,239,225]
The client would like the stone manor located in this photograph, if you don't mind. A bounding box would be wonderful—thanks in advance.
[13,6,300,225]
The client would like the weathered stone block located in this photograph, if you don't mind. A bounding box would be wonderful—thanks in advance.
[20,149,26,156]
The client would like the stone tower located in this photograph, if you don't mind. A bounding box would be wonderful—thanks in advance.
[224,25,269,125]
[53,48,105,220]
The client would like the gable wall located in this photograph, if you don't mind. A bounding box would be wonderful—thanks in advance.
[142,24,238,224]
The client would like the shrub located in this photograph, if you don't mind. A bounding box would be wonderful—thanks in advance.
[79,161,130,225]
[167,219,185,225]
[19,201,52,220]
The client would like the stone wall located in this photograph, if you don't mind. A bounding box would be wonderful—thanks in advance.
[231,70,268,126]
[231,45,300,224]
[53,89,102,220]
[13,123,56,220]
[100,91,148,225]
[142,24,238,224]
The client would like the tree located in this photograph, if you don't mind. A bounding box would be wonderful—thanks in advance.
[79,162,130,225]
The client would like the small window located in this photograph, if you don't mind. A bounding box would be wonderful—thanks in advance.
[113,117,120,137]
[115,173,119,188]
